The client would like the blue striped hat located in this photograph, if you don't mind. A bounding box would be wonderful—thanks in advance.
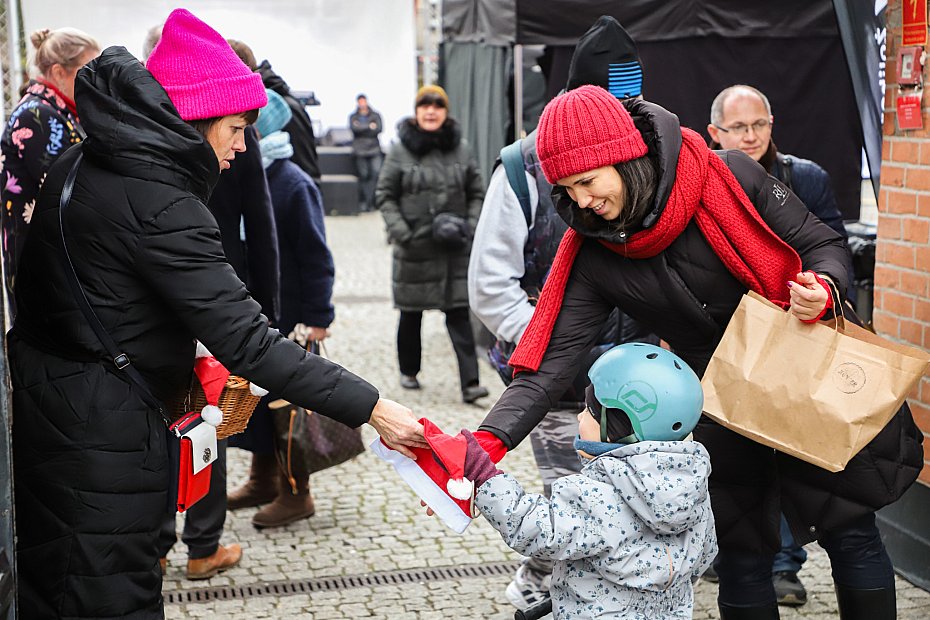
[566,16,644,100]
[255,89,293,137]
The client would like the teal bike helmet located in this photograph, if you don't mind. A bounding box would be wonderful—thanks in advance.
[587,343,703,443]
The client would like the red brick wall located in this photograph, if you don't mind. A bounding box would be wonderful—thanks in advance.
[879,1,930,485]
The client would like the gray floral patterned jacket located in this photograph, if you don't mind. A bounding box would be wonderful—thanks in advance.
[475,440,717,619]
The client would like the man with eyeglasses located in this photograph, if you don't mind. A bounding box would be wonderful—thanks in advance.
[707,84,852,608]
[707,84,849,240]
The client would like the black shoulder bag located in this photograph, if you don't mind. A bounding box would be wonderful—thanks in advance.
[57,153,168,422]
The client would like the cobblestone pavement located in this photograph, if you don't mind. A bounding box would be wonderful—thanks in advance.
[164,212,930,619]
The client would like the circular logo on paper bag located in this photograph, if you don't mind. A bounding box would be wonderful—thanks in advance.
[833,362,866,394]
[202,447,212,464]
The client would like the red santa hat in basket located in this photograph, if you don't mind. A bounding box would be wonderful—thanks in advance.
[194,342,268,426]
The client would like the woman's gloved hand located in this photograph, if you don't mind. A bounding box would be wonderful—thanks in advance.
[461,429,503,489]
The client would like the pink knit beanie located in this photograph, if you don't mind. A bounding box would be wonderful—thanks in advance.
[536,84,648,184]
[145,8,267,120]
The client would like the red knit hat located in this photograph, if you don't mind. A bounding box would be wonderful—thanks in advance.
[146,8,267,121]
[536,84,648,184]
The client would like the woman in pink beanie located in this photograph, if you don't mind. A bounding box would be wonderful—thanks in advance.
[8,8,426,619]
[471,85,919,620]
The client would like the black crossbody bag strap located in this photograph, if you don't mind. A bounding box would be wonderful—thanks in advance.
[57,153,169,424]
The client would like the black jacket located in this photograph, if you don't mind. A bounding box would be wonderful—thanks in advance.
[349,107,383,156]
[480,99,921,554]
[259,60,322,181]
[9,47,378,619]
[207,125,280,322]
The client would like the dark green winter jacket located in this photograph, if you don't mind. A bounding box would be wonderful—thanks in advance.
[376,118,484,311]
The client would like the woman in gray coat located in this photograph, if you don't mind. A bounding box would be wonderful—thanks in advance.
[376,85,489,403]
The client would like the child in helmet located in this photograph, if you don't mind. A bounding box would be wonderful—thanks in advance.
[456,343,717,619]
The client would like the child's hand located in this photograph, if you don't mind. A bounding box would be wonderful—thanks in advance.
[462,430,503,489]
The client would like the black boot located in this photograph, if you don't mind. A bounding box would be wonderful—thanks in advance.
[834,584,896,620]
[718,603,780,620]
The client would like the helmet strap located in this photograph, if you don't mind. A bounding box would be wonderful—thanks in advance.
[599,403,610,443]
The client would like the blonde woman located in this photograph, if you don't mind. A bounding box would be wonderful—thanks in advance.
[0,27,99,311]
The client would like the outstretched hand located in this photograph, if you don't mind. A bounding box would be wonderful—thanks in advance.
[367,398,428,459]
[788,271,830,322]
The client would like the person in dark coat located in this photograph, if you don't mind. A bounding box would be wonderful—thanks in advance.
[228,89,337,528]
[350,93,384,211]
[0,27,99,314]
[206,125,281,321]
[8,10,425,620]
[707,83,858,606]
[471,86,922,620]
[144,26,282,582]
[376,85,489,403]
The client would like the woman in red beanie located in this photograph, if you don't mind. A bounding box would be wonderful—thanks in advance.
[473,85,921,620]
[8,8,425,619]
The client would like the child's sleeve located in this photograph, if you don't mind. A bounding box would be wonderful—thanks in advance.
[692,503,718,581]
[474,472,617,562]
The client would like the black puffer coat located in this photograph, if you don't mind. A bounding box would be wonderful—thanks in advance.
[376,118,484,311]
[9,47,379,620]
[480,99,922,555]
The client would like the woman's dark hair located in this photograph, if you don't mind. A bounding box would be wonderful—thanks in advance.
[573,155,659,235]
[188,108,260,137]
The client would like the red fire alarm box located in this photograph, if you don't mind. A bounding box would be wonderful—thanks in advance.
[897,46,924,86]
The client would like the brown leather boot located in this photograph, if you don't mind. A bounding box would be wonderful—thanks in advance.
[251,470,315,529]
[186,543,242,580]
[227,453,278,510]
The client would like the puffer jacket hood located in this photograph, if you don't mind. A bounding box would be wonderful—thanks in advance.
[554,98,682,243]
[585,440,711,536]
[75,46,218,202]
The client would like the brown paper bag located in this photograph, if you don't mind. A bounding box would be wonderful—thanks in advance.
[701,291,929,472]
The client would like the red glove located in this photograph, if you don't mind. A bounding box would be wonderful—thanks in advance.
[462,430,503,489]
[473,430,508,463]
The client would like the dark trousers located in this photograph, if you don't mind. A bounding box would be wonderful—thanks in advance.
[773,513,808,574]
[397,308,479,390]
[354,153,382,211]
[157,439,227,560]
[715,513,894,606]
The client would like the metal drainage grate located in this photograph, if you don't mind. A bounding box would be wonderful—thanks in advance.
[164,560,522,604]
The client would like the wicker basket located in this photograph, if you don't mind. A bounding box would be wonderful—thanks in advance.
[174,375,261,440]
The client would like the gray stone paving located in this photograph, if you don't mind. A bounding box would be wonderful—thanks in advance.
[164,212,930,619]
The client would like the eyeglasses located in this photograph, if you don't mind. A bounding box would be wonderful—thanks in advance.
[714,119,771,136]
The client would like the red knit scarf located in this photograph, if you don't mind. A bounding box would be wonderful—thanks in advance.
[509,127,802,374]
